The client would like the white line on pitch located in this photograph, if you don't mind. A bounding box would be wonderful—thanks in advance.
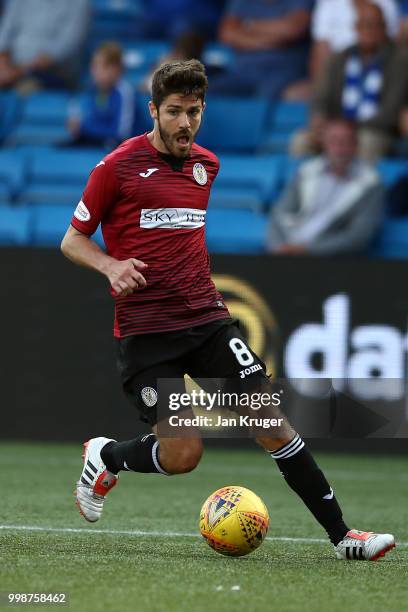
[0,524,407,547]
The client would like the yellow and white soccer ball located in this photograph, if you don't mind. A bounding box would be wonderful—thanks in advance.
[199,485,269,557]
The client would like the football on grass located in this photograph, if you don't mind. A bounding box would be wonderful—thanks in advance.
[199,485,269,557]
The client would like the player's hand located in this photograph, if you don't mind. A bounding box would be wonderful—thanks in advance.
[106,258,148,296]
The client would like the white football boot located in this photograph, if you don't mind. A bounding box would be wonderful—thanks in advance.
[75,437,118,523]
[335,529,395,561]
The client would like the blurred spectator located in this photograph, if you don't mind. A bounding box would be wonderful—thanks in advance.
[209,0,313,99]
[268,119,384,255]
[398,0,408,45]
[66,43,135,149]
[140,31,207,94]
[291,2,408,160]
[311,0,400,79]
[137,0,227,92]
[0,0,90,90]
[137,0,226,42]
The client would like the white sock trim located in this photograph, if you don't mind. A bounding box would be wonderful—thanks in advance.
[270,434,305,459]
[152,441,169,475]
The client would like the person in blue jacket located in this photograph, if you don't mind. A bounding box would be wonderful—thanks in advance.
[67,42,135,149]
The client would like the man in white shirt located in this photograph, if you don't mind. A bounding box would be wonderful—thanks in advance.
[268,119,384,255]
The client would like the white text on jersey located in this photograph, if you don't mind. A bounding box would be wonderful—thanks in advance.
[140,208,206,229]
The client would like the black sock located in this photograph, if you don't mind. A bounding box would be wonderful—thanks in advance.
[101,434,168,475]
[269,435,349,546]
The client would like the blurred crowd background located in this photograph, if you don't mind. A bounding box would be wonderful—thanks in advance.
[1,0,408,257]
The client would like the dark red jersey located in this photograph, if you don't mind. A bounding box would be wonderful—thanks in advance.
[70,133,230,337]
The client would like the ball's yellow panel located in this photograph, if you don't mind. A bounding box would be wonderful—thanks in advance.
[199,485,269,557]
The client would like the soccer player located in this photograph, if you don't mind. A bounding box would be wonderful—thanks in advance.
[61,60,395,561]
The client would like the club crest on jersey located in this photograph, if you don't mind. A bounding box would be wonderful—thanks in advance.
[141,387,158,407]
[193,163,207,185]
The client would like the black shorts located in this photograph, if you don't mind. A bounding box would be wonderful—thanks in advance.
[116,318,268,426]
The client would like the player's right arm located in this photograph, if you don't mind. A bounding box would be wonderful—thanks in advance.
[61,158,147,297]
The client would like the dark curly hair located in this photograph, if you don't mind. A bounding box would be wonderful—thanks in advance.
[151,59,208,109]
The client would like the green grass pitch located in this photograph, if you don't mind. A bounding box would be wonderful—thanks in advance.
[1,442,407,612]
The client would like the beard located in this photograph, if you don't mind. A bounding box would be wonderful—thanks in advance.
[157,118,195,158]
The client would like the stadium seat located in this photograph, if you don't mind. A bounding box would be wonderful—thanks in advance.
[31,203,105,247]
[0,150,26,200]
[203,43,235,70]
[123,41,170,86]
[20,149,104,204]
[209,186,263,213]
[197,97,269,152]
[260,101,309,153]
[7,92,71,145]
[213,155,284,211]
[377,159,408,187]
[0,204,31,245]
[0,91,22,141]
[91,0,143,44]
[270,101,309,130]
[206,209,268,254]
[373,218,408,259]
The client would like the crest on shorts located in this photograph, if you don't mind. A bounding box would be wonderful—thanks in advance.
[141,387,157,407]
[193,163,207,185]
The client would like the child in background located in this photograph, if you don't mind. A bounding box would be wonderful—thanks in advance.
[67,42,135,149]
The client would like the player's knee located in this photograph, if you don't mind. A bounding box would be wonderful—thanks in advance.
[160,439,203,474]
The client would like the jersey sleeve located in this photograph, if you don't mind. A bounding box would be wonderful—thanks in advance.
[70,159,119,236]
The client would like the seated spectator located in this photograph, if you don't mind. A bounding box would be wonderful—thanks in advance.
[0,0,90,91]
[137,0,226,42]
[311,0,400,79]
[291,2,408,160]
[66,43,135,150]
[209,0,313,99]
[138,0,227,92]
[268,119,384,255]
[398,0,408,45]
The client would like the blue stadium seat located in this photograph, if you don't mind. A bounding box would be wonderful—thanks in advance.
[92,0,142,15]
[9,124,70,146]
[212,155,284,211]
[373,218,408,259]
[209,186,263,213]
[7,92,71,145]
[123,41,169,70]
[0,92,22,140]
[270,101,309,130]
[197,97,269,152]
[21,149,104,204]
[377,159,408,187]
[31,203,105,247]
[203,43,235,70]
[206,209,268,254]
[91,1,143,44]
[260,102,309,153]
[135,94,154,133]
[31,204,73,246]
[0,150,26,199]
[123,41,169,86]
[0,204,31,245]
